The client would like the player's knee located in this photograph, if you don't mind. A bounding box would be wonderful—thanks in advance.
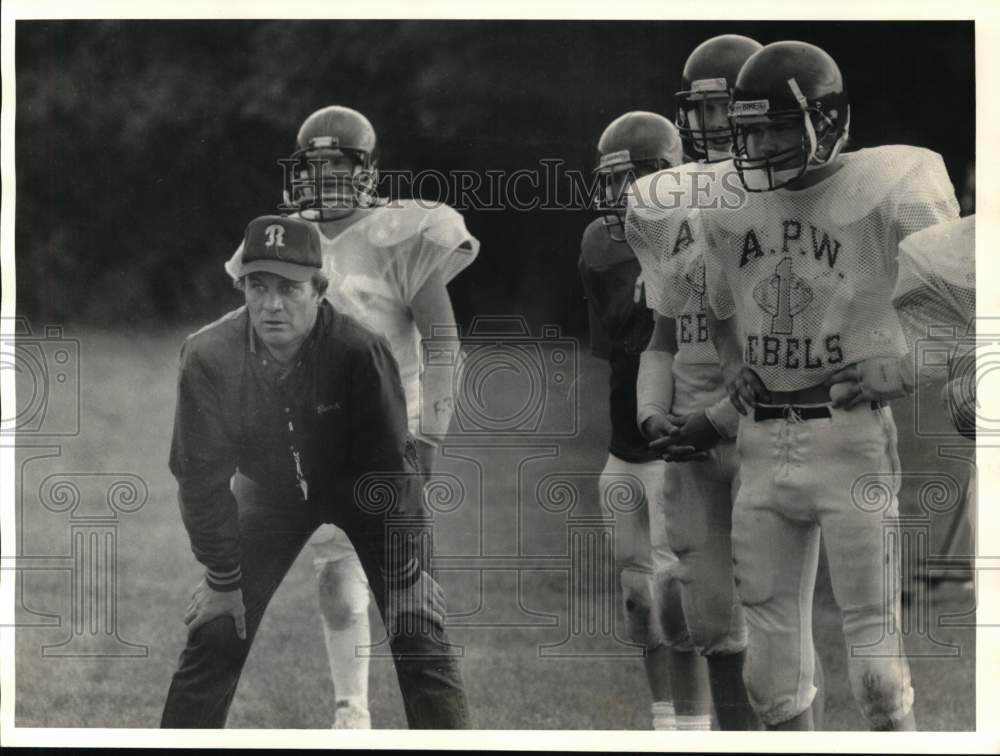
[852,664,913,729]
[192,616,249,665]
[648,566,698,651]
[692,603,748,656]
[620,568,660,648]
[731,562,773,608]
[317,560,370,630]
[842,603,914,728]
[693,624,747,657]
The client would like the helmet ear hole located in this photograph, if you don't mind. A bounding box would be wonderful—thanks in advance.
[353,168,379,208]
[809,103,850,165]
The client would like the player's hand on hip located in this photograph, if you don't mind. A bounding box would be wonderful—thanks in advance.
[385,571,446,635]
[724,364,769,415]
[641,413,679,443]
[184,578,247,640]
[825,356,913,409]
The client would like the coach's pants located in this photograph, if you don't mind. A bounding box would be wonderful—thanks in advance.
[161,474,469,729]
[663,441,747,657]
[731,403,914,728]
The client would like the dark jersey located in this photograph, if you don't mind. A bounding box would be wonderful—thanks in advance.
[578,218,658,463]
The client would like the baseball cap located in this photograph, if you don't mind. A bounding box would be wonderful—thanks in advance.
[236,215,323,282]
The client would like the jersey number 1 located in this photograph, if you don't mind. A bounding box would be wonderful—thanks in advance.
[773,257,794,334]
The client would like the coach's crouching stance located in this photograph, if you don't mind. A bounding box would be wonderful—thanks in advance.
[161,215,469,729]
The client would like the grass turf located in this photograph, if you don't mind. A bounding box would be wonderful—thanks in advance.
[11,323,975,729]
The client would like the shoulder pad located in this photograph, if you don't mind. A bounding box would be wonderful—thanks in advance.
[419,202,478,253]
[828,145,956,225]
[354,200,425,248]
[628,163,698,219]
[224,241,244,281]
[898,215,975,290]
[354,199,475,252]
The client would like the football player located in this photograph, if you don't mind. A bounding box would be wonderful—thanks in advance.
[892,214,976,440]
[225,106,479,728]
[625,34,763,731]
[704,41,959,729]
[579,111,712,731]
[892,215,976,582]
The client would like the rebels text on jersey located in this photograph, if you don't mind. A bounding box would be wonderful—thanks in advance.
[702,145,959,391]
[226,200,479,431]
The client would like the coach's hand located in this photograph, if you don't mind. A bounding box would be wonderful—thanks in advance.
[825,356,914,409]
[385,571,446,635]
[184,578,247,640]
[724,364,769,415]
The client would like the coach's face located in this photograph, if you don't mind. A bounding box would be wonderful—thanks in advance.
[245,272,321,362]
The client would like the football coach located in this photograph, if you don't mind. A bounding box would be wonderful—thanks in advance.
[161,215,469,728]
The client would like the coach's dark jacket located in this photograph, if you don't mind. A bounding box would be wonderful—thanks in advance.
[168,300,423,593]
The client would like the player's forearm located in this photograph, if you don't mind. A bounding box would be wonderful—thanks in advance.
[637,314,677,426]
[418,362,455,444]
[412,274,458,443]
[703,394,741,440]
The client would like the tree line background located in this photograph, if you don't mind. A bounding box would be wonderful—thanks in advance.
[15,20,974,331]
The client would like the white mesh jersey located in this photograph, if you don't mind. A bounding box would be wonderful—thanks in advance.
[626,161,743,413]
[703,145,959,391]
[225,200,479,431]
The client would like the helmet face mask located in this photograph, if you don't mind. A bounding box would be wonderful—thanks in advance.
[591,154,664,242]
[285,144,378,220]
[677,83,734,163]
[731,109,814,191]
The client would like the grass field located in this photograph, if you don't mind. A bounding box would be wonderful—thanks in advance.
[11,322,976,730]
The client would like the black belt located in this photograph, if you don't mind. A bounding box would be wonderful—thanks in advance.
[753,401,883,422]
